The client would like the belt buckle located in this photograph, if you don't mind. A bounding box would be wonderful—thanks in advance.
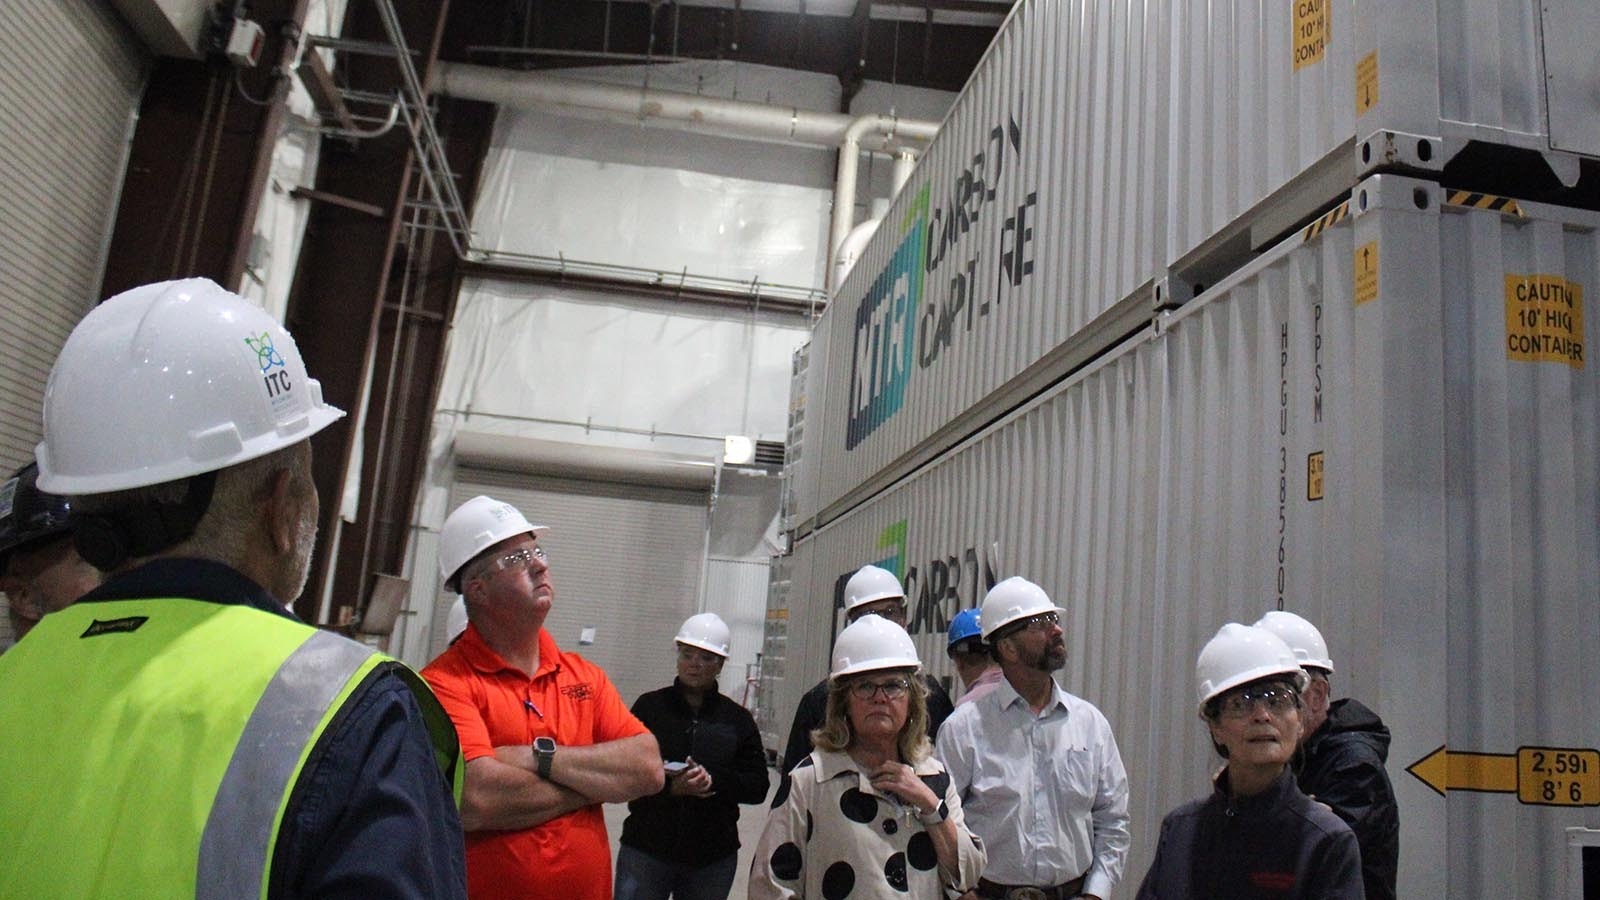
[1008,889,1048,900]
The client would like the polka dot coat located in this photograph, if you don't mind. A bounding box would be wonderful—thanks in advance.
[749,749,985,899]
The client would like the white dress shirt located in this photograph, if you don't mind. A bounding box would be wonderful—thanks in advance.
[936,677,1130,899]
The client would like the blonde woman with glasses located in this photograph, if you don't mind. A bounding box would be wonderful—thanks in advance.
[750,614,984,899]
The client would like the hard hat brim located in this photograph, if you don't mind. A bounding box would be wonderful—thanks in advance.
[675,638,729,658]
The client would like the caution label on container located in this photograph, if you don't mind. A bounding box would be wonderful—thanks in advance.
[1505,274,1584,368]
[1355,241,1378,305]
[1356,51,1378,115]
[1293,0,1328,70]
[1307,452,1324,501]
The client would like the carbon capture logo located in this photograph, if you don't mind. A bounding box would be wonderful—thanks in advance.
[845,188,929,450]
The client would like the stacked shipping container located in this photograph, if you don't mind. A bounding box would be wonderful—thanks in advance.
[768,0,1600,895]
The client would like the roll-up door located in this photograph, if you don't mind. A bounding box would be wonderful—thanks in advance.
[0,0,145,471]
[445,436,714,708]
[0,0,146,648]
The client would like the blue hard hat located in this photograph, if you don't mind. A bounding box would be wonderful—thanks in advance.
[947,608,983,649]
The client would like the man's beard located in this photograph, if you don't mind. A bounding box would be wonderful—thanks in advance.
[1031,640,1067,673]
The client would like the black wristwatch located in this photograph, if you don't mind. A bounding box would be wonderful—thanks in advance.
[534,736,557,780]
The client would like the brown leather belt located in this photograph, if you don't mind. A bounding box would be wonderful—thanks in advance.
[976,875,1086,900]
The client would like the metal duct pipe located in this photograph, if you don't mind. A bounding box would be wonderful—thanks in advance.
[435,62,938,152]
[432,62,941,294]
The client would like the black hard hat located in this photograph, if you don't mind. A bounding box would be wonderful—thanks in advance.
[0,462,74,571]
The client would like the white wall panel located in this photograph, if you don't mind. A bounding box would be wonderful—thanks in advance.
[780,175,1600,896]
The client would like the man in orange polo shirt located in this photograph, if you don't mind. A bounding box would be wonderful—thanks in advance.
[423,496,664,900]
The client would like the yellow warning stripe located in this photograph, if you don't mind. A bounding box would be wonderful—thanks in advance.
[1445,190,1526,219]
[1302,201,1350,241]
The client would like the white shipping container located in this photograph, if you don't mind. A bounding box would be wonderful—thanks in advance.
[1168,0,1600,284]
[780,174,1600,897]
[798,0,1600,536]
[799,0,1168,530]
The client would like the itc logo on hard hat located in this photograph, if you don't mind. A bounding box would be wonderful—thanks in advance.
[246,332,293,404]
[246,332,286,372]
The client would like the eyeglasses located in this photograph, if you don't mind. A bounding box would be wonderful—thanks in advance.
[481,546,548,577]
[1007,611,1059,635]
[1217,684,1299,719]
[676,646,722,664]
[849,677,911,701]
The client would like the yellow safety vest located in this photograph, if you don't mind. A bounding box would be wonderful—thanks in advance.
[0,597,461,899]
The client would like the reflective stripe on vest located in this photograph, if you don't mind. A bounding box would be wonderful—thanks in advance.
[197,628,376,900]
[0,597,460,899]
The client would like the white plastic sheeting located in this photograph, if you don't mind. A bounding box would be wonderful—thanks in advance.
[783,175,1600,896]
[476,142,831,290]
[469,61,956,295]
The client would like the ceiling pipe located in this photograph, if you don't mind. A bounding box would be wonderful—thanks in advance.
[831,216,882,296]
[431,62,939,296]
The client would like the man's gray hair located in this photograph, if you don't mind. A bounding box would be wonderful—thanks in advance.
[72,442,312,569]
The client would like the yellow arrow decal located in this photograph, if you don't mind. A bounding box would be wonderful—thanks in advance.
[1406,745,1515,797]
[1407,745,1600,806]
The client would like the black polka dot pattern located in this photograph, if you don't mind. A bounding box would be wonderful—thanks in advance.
[884,852,908,892]
[821,861,855,900]
[770,842,802,881]
[805,810,814,843]
[839,787,877,823]
[906,831,938,871]
[881,818,898,835]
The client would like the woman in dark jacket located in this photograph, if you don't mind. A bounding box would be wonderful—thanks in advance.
[1137,623,1365,900]
[616,613,771,900]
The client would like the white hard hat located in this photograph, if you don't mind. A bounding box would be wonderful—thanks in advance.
[979,576,1064,639]
[439,495,548,591]
[675,612,731,657]
[36,278,345,494]
[1195,623,1308,715]
[844,564,905,611]
[830,614,920,679]
[445,597,469,641]
[1253,610,1334,673]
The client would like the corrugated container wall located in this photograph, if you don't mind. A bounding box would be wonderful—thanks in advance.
[794,0,1600,535]
[1167,0,1600,282]
[786,175,1600,896]
[797,0,1169,529]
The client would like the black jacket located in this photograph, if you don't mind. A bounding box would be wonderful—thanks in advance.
[1298,698,1398,900]
[779,673,955,776]
[1136,767,1364,900]
[619,679,770,865]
